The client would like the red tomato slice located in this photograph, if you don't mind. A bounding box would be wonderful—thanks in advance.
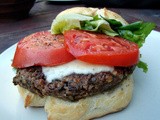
[64,30,139,66]
[12,31,75,68]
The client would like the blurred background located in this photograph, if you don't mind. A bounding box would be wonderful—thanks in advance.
[0,0,36,19]
[80,0,160,8]
[0,0,159,19]
[0,0,159,54]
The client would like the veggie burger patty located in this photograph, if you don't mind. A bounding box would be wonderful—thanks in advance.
[13,66,135,101]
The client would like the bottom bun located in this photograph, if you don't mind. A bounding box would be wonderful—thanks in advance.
[17,86,46,107]
[17,75,133,120]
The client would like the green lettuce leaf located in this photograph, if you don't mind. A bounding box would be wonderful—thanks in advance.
[118,21,156,47]
[100,16,123,29]
[51,13,93,34]
[118,29,146,47]
[137,60,148,73]
[118,21,143,31]
[81,19,118,36]
[51,13,156,73]
[51,19,81,34]
[51,14,118,36]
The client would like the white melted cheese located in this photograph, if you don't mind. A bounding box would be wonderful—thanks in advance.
[42,60,114,82]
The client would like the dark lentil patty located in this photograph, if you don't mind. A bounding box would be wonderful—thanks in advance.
[13,66,135,101]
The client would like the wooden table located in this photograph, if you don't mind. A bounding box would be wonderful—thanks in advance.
[0,1,160,54]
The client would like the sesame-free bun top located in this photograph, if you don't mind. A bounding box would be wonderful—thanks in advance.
[56,7,128,25]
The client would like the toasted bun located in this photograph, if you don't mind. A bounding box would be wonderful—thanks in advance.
[56,7,128,25]
[17,75,133,120]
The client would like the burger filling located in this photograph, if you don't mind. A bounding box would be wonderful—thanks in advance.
[13,60,135,101]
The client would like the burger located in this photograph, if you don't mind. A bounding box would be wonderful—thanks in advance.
[12,7,155,120]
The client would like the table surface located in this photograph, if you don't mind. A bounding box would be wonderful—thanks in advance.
[0,1,160,54]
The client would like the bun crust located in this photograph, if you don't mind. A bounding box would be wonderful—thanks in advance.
[17,86,46,107]
[17,75,133,120]
[56,7,128,25]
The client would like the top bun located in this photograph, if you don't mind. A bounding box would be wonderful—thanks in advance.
[56,7,128,25]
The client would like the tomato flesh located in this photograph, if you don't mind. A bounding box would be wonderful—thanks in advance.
[64,30,139,66]
[12,31,75,68]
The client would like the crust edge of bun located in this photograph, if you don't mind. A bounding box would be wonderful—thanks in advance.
[17,75,133,120]
[56,7,128,25]
[17,86,46,107]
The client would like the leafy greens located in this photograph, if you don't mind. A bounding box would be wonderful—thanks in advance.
[51,13,156,72]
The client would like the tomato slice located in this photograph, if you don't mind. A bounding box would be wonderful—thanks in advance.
[12,31,75,68]
[64,30,139,66]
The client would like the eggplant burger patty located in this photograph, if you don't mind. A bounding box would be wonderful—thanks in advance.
[13,66,135,101]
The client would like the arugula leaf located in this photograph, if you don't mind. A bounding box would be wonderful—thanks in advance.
[137,60,148,73]
[118,21,143,31]
[118,21,156,47]
[101,16,123,29]
[134,22,156,38]
[106,19,123,28]
[118,29,146,47]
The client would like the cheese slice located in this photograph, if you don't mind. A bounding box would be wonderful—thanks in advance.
[42,60,114,83]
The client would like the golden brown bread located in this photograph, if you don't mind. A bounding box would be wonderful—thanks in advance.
[16,7,134,120]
